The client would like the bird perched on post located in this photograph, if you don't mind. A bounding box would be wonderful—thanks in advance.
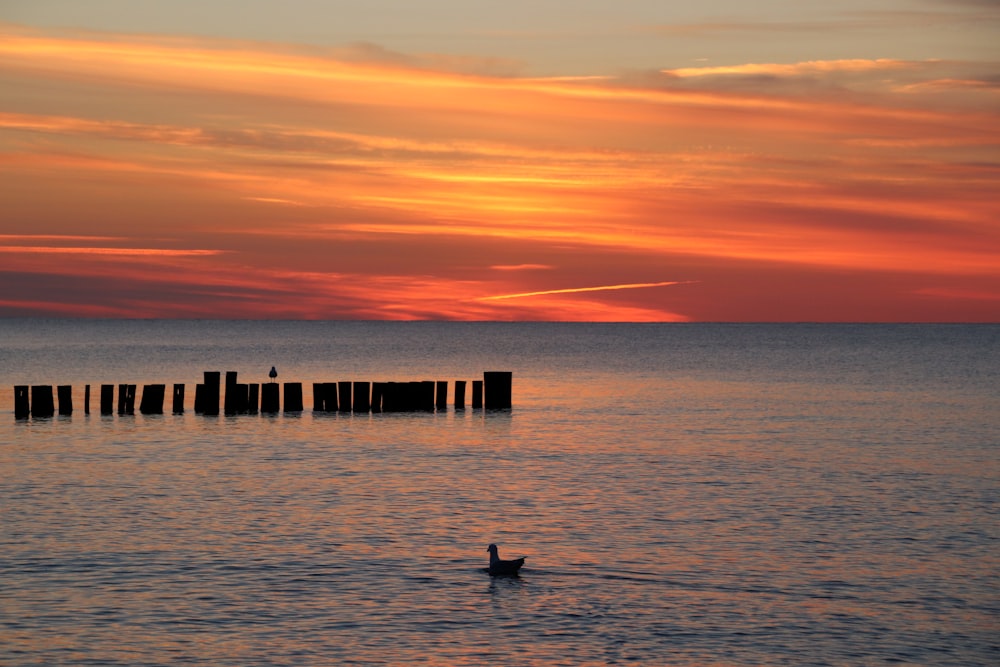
[487,544,525,575]
[269,366,277,383]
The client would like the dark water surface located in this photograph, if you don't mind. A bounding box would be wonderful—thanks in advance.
[1,322,997,665]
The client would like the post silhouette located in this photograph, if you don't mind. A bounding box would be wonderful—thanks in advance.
[224,371,239,415]
[84,384,91,415]
[31,386,55,418]
[173,384,185,414]
[484,371,512,409]
[14,386,29,419]
[101,384,114,415]
[371,382,385,413]
[139,384,165,414]
[338,382,352,413]
[353,382,370,413]
[202,371,220,416]
[436,381,447,410]
[312,383,326,412]
[57,385,73,415]
[247,384,259,414]
[284,382,303,412]
[471,380,483,409]
[454,380,466,409]
[261,382,280,413]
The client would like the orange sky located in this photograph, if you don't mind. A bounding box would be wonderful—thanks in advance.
[1,16,998,321]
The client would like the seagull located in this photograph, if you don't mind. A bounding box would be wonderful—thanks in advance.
[269,366,278,383]
[487,543,525,576]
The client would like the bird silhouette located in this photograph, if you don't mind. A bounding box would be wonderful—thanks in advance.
[269,366,278,383]
[487,543,525,575]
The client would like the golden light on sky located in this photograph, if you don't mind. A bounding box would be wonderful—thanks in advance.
[1,1,998,321]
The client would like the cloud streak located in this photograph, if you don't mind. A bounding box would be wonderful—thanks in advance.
[477,281,694,301]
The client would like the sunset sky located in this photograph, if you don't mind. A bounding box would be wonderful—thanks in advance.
[1,1,997,321]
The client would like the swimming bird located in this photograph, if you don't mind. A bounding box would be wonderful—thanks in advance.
[269,366,277,383]
[487,543,525,575]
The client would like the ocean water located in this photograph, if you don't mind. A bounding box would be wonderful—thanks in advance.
[1,321,997,666]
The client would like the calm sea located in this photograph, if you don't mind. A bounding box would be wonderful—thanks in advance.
[1,321,997,666]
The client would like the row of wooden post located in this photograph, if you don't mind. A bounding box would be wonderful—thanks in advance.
[13,371,512,419]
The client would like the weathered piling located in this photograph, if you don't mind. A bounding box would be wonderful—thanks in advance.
[124,385,136,415]
[139,384,165,414]
[247,384,259,414]
[322,383,337,412]
[436,381,448,410]
[14,386,29,419]
[338,381,352,413]
[484,371,513,410]
[381,382,399,412]
[84,385,90,415]
[101,384,114,415]
[371,382,385,413]
[173,384,185,414]
[224,371,239,415]
[202,371,220,416]
[471,380,483,409]
[454,380,466,409]
[31,386,55,418]
[418,381,435,411]
[284,382,303,412]
[261,382,280,413]
[312,383,326,412]
[353,382,370,413]
[118,384,128,415]
[235,384,249,414]
[57,385,73,415]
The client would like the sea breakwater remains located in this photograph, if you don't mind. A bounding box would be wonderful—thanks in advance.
[13,371,512,419]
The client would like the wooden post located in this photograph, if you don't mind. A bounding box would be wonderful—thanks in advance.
[454,380,466,410]
[261,383,279,413]
[471,380,483,409]
[405,382,420,411]
[284,382,303,412]
[117,383,128,415]
[124,385,136,415]
[84,385,90,415]
[173,384,185,414]
[484,371,512,409]
[31,386,55,418]
[323,383,337,412]
[371,382,385,413]
[312,383,326,412]
[235,384,249,414]
[247,384,259,414]
[57,385,73,415]
[14,385,29,419]
[139,384,165,414]
[381,382,395,412]
[337,381,351,413]
[419,381,435,411]
[202,372,220,416]
[353,381,370,413]
[224,371,238,415]
[194,384,204,413]
[101,384,114,415]
[435,381,448,410]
